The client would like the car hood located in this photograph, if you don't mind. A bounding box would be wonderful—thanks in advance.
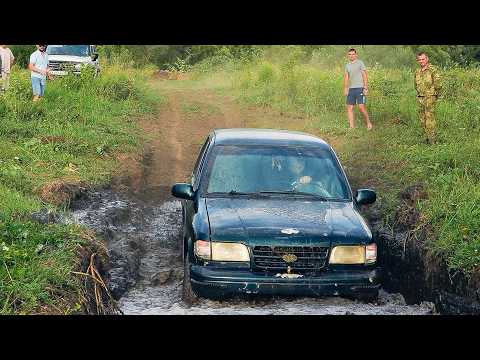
[205,198,372,247]
[48,55,92,64]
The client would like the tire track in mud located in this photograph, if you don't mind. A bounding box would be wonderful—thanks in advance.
[71,84,435,315]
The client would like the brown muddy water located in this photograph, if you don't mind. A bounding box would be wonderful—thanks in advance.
[67,186,436,315]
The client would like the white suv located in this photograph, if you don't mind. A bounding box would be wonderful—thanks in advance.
[47,45,100,76]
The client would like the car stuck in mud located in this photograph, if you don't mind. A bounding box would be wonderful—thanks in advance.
[172,129,380,303]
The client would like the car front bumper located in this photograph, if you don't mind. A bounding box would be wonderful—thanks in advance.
[190,264,381,298]
[49,70,82,76]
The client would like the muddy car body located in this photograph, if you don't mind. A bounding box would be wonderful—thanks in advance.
[172,129,380,302]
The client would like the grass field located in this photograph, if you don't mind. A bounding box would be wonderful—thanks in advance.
[0,64,160,314]
[190,46,480,276]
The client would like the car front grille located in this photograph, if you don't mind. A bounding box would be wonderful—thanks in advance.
[252,245,329,271]
[48,61,65,71]
[48,61,79,71]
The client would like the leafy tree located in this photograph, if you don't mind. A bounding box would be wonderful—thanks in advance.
[410,45,480,67]
[188,45,262,64]
[445,45,480,66]
[146,45,191,69]
[9,45,35,68]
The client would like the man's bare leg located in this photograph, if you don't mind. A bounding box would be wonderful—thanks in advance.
[347,104,355,128]
[358,104,373,130]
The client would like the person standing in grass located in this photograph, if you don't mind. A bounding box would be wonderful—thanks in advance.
[0,45,15,91]
[414,52,442,145]
[28,45,51,101]
[344,48,373,130]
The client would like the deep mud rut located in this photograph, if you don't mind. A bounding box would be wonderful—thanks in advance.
[70,84,436,315]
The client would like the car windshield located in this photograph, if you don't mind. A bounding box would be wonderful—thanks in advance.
[47,45,90,56]
[203,145,350,200]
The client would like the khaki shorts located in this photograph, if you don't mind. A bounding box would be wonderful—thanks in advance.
[1,72,10,90]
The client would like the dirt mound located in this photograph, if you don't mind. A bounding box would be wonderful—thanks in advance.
[39,180,85,206]
[395,183,428,231]
[40,135,67,144]
[152,70,189,81]
[399,183,428,205]
[153,70,171,80]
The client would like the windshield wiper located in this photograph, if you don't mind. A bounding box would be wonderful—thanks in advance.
[207,190,268,197]
[258,190,329,201]
[228,190,252,196]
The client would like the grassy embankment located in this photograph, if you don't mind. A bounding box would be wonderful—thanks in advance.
[0,64,160,314]
[190,45,480,277]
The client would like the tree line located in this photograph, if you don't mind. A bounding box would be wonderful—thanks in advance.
[8,45,480,70]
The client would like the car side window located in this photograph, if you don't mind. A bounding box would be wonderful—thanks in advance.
[192,136,211,189]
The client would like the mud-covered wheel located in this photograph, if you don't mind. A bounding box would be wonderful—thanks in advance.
[355,290,379,304]
[182,255,199,305]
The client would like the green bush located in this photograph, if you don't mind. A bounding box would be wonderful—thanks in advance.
[97,76,136,100]
[9,45,35,68]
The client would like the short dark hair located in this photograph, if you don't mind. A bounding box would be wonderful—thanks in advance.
[348,48,357,54]
[416,52,427,58]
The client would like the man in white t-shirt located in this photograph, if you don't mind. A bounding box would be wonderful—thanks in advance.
[0,45,15,91]
[28,44,51,101]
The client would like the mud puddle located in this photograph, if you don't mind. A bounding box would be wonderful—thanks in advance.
[69,187,436,315]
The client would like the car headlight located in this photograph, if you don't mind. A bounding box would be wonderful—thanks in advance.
[329,244,376,265]
[74,63,82,70]
[194,240,250,262]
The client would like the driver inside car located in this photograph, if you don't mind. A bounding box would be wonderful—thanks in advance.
[287,157,313,188]
[270,156,331,197]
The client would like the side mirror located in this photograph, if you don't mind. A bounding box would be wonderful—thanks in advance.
[172,183,194,200]
[91,53,99,61]
[355,189,376,205]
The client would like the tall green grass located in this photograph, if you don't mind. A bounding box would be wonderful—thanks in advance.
[193,47,480,275]
[0,64,160,313]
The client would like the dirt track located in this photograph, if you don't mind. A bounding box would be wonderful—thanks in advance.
[70,80,435,314]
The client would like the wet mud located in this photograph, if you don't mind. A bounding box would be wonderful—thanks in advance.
[69,187,435,315]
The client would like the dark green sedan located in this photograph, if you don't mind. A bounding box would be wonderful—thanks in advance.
[172,129,380,303]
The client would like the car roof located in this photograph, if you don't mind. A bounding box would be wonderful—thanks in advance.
[212,129,332,148]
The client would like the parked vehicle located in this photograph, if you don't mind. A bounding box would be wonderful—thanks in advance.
[47,45,100,76]
[172,129,380,303]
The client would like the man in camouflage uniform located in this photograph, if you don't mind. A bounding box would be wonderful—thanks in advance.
[414,52,442,144]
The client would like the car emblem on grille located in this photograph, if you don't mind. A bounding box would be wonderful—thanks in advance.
[281,228,299,235]
[282,254,298,263]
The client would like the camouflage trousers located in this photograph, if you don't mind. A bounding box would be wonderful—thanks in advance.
[417,95,437,143]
